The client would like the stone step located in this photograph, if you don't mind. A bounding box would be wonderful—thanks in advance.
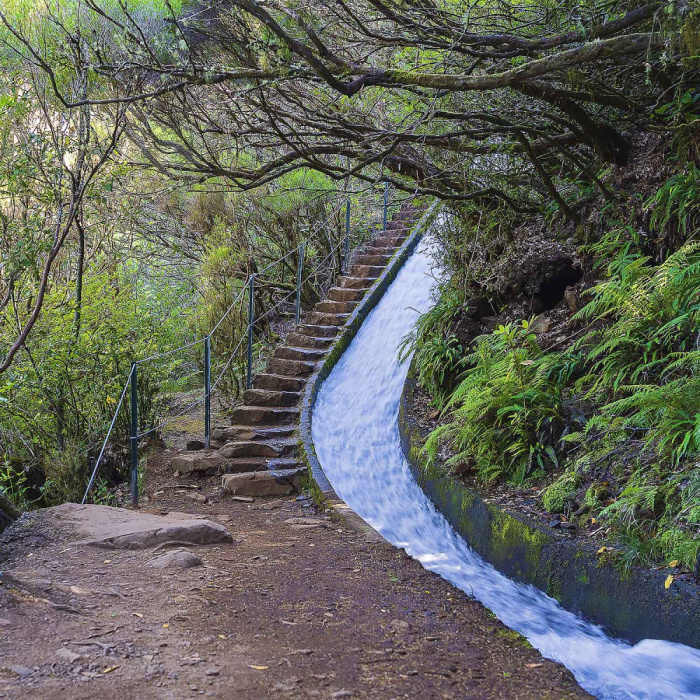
[253,374,306,392]
[373,235,406,248]
[305,311,351,326]
[274,346,326,362]
[243,388,300,407]
[230,406,299,425]
[297,324,339,338]
[215,424,296,443]
[219,456,271,473]
[362,246,397,255]
[348,265,383,278]
[284,333,334,350]
[267,357,316,376]
[222,468,303,496]
[267,457,303,470]
[327,287,365,303]
[352,253,393,266]
[219,440,298,459]
[313,300,357,315]
[220,441,280,458]
[337,276,375,290]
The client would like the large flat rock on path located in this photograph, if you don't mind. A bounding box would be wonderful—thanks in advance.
[41,503,232,549]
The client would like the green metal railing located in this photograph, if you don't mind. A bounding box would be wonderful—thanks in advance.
[82,184,400,506]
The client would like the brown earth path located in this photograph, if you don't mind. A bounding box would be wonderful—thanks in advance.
[0,484,591,700]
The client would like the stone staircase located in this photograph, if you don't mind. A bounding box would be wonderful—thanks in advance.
[170,203,424,497]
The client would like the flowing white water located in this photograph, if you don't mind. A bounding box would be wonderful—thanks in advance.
[312,231,700,700]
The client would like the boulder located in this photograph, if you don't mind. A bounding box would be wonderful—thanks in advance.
[45,504,233,550]
[149,549,203,570]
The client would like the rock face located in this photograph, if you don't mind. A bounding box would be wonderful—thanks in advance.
[222,468,304,497]
[148,549,203,570]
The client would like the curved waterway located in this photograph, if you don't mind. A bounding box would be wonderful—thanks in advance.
[312,230,700,699]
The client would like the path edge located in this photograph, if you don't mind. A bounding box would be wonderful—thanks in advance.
[299,200,440,537]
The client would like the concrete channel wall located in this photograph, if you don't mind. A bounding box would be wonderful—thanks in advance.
[398,359,700,649]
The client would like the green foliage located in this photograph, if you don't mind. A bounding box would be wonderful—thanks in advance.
[400,287,465,407]
[0,458,29,510]
[419,172,700,570]
[542,472,580,514]
[425,320,563,483]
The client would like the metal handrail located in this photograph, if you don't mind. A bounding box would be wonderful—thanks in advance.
[83,186,394,505]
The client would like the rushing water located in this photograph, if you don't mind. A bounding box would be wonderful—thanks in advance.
[312,231,700,699]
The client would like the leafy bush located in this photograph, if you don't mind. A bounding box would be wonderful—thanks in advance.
[425,320,564,483]
[400,287,466,407]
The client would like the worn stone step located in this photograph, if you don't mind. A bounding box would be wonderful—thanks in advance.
[220,441,280,458]
[327,287,365,303]
[267,357,316,376]
[267,458,303,470]
[362,246,397,256]
[337,276,375,290]
[230,405,300,425]
[215,424,296,443]
[219,440,298,459]
[253,373,306,392]
[243,388,300,407]
[274,346,326,362]
[219,456,271,473]
[297,324,339,338]
[313,300,357,315]
[285,332,334,349]
[222,469,302,497]
[348,265,383,278]
[305,311,351,326]
[352,253,393,266]
[373,235,406,248]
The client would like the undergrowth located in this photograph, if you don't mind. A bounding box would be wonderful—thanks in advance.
[413,158,700,572]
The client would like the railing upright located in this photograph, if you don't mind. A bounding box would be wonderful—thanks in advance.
[204,335,211,448]
[246,274,255,390]
[295,243,305,325]
[130,362,139,507]
[383,182,389,231]
[344,199,350,273]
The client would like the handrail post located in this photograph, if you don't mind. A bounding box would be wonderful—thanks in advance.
[246,274,255,390]
[344,199,350,273]
[383,181,389,231]
[295,243,305,325]
[130,363,138,507]
[204,335,211,448]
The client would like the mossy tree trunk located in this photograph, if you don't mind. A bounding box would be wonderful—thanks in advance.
[0,490,20,530]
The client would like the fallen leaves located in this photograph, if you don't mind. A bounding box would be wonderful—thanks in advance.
[247,665,269,671]
[668,560,679,568]
[525,663,543,669]
[664,575,674,589]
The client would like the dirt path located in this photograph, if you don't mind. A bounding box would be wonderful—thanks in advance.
[0,486,591,700]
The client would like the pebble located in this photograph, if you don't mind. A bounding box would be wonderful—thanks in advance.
[8,665,33,677]
[204,668,219,676]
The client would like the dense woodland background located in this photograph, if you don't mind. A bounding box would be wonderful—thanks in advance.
[0,0,697,573]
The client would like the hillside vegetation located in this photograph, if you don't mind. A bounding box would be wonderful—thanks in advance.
[0,0,697,550]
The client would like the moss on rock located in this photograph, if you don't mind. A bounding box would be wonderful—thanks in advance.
[542,471,579,513]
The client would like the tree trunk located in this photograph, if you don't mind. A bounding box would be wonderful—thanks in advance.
[0,490,21,530]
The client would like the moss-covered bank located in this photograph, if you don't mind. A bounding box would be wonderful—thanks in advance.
[399,358,700,649]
